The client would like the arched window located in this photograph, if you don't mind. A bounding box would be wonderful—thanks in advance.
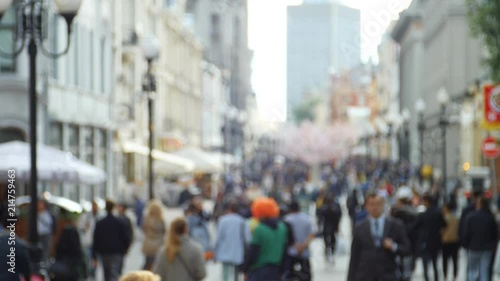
[0,127,26,143]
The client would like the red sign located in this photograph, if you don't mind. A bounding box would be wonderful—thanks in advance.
[482,136,500,159]
[483,84,500,129]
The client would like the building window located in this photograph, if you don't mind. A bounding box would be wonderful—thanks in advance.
[0,7,16,73]
[95,129,106,169]
[68,125,79,158]
[50,17,59,80]
[82,127,94,164]
[100,37,105,93]
[49,122,63,149]
[0,127,25,143]
[210,13,220,42]
[89,30,94,91]
[73,25,79,86]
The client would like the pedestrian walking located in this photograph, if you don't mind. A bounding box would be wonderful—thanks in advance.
[391,187,418,281]
[38,199,55,265]
[415,193,446,281]
[441,202,460,281]
[463,196,498,281]
[319,194,342,263]
[78,200,104,279]
[152,217,207,281]
[347,189,360,234]
[347,192,411,281]
[133,195,145,228]
[142,200,167,271]
[214,202,250,281]
[93,200,131,281]
[119,271,160,281]
[247,197,289,281]
[283,201,316,281]
[186,202,212,259]
[0,213,30,281]
[50,209,87,281]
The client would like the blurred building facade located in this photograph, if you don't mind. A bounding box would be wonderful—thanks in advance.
[187,0,255,161]
[0,0,115,201]
[392,0,484,184]
[287,1,360,119]
[114,0,205,197]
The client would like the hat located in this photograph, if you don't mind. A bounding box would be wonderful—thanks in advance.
[396,187,413,200]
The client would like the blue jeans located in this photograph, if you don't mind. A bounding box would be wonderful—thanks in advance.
[467,250,492,281]
[250,265,282,281]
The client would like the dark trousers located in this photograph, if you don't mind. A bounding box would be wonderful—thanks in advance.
[100,254,123,281]
[422,251,439,281]
[442,242,459,279]
[323,231,336,256]
[489,245,497,281]
[249,265,281,281]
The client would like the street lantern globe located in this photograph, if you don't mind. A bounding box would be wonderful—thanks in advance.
[54,0,82,27]
[402,108,411,121]
[415,98,426,113]
[140,33,160,62]
[226,107,239,120]
[238,111,248,123]
[0,0,13,20]
[54,0,82,14]
[437,88,450,105]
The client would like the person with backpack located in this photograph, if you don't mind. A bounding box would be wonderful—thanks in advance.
[283,201,316,281]
[247,197,289,281]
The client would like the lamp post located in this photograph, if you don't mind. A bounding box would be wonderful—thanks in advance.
[0,0,81,275]
[415,99,426,167]
[237,111,247,184]
[223,106,238,174]
[140,34,159,201]
[401,108,411,161]
[437,88,450,200]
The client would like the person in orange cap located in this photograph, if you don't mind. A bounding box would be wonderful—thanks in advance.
[246,198,290,281]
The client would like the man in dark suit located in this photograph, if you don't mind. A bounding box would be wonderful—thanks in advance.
[93,200,131,281]
[414,193,446,281]
[348,192,411,281]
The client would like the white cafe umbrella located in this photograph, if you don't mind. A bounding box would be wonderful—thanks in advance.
[0,141,106,185]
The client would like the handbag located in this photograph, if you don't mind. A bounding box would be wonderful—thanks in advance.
[48,259,78,281]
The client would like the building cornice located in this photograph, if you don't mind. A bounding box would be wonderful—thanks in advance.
[391,13,422,43]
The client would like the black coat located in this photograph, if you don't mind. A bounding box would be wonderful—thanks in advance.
[348,217,411,281]
[92,214,131,258]
[55,225,87,280]
[391,205,418,254]
[458,203,475,246]
[463,209,498,251]
[414,207,446,255]
[320,202,342,234]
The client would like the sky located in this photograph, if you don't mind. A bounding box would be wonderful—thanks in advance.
[248,0,412,122]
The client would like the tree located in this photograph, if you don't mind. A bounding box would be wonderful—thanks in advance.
[467,0,500,81]
[292,96,322,125]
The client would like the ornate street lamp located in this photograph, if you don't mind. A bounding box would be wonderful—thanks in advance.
[0,0,81,275]
[140,33,159,201]
[437,87,450,200]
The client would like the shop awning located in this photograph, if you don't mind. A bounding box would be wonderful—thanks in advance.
[170,146,222,173]
[0,141,106,185]
[122,141,195,174]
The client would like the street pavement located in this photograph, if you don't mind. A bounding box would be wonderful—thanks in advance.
[91,200,500,281]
